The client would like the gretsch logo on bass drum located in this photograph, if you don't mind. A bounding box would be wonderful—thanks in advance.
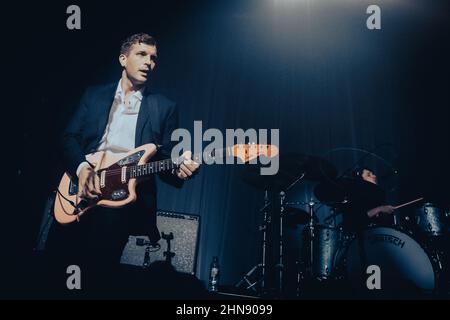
[368,234,405,248]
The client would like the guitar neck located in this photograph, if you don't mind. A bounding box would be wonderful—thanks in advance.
[127,147,233,179]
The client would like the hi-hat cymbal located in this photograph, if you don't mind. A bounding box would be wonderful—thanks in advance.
[314,177,385,205]
[242,153,337,190]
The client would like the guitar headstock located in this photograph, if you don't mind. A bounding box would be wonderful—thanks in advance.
[232,144,279,163]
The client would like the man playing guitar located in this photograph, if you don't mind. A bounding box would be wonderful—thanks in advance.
[47,33,199,292]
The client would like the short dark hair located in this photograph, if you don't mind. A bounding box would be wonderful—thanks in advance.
[120,33,157,56]
[354,166,374,180]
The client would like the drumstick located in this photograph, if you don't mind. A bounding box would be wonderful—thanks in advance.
[393,197,424,210]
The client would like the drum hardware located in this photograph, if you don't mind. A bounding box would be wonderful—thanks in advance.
[276,172,307,296]
[305,199,323,278]
[239,153,337,297]
[287,198,349,283]
[235,188,271,295]
[261,189,270,291]
[236,174,307,297]
[294,249,307,297]
[287,199,346,286]
[238,148,449,298]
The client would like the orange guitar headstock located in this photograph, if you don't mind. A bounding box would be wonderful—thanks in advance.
[232,144,279,163]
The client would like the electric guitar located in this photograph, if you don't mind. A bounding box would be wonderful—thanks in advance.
[54,143,279,224]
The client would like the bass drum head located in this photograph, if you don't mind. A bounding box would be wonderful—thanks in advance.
[342,227,435,295]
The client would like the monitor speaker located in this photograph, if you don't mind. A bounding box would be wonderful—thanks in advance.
[120,210,200,275]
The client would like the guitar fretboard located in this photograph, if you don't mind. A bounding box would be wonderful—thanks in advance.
[127,147,233,178]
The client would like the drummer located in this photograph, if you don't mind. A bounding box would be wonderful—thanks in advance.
[341,167,395,231]
[360,169,395,218]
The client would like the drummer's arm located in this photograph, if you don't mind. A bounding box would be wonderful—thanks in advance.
[367,205,395,218]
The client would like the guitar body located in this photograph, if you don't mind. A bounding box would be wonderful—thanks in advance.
[54,144,157,224]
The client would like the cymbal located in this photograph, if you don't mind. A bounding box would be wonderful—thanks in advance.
[242,153,337,190]
[314,177,385,205]
[284,153,337,181]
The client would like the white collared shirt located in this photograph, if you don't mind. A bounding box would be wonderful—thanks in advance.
[97,79,143,152]
[77,79,144,175]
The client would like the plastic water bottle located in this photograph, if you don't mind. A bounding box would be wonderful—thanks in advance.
[208,256,220,292]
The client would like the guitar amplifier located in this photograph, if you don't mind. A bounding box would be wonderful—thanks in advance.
[120,210,200,275]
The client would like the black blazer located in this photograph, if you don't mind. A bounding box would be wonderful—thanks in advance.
[61,82,183,239]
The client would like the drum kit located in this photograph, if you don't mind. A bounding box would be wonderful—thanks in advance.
[237,152,450,298]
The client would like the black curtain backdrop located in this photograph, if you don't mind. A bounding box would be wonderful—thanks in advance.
[5,0,449,296]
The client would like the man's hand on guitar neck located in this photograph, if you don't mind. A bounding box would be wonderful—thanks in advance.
[76,150,199,199]
[78,163,102,200]
[175,151,200,180]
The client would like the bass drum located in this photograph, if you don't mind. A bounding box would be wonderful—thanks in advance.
[337,227,436,296]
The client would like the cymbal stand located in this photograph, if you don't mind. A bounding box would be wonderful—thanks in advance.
[236,172,306,297]
[260,189,270,292]
[277,190,286,296]
[307,199,318,269]
[235,189,271,295]
[286,199,320,284]
[276,173,305,297]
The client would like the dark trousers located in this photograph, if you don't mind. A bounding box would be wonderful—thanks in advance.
[45,203,145,295]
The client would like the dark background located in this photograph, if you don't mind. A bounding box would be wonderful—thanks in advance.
[3,0,449,298]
